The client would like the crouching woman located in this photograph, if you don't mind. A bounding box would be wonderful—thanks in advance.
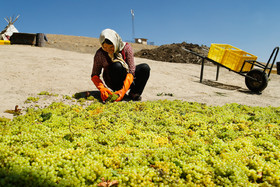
[91,28,150,102]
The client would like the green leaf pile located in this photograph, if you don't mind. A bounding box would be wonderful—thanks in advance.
[0,100,280,186]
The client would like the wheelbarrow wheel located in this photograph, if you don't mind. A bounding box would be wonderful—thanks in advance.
[245,69,268,92]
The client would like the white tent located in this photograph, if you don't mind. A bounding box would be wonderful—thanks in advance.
[0,15,19,40]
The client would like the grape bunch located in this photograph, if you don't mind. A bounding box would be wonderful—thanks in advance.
[106,93,119,103]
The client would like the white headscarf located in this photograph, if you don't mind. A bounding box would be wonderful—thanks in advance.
[99,29,128,71]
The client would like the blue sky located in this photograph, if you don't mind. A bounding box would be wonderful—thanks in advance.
[1,0,280,62]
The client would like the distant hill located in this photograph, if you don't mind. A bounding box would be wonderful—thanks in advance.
[45,34,157,54]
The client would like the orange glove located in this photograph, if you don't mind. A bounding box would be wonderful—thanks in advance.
[91,75,112,101]
[115,73,134,102]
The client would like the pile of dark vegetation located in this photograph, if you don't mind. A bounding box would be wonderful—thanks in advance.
[134,42,210,64]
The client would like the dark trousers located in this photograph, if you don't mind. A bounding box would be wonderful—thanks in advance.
[108,62,150,95]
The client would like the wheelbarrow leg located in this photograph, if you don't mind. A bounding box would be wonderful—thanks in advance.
[200,58,205,83]
[216,65,220,81]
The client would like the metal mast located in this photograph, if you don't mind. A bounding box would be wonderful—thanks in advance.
[131,9,135,42]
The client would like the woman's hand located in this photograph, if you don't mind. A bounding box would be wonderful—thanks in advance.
[100,88,113,101]
[115,73,134,102]
[115,89,125,102]
[91,75,113,101]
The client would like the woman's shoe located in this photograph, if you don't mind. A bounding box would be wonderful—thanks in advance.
[129,92,142,101]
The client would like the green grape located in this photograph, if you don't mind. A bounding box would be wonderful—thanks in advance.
[106,93,119,102]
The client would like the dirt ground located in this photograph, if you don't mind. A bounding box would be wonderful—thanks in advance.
[1,34,280,119]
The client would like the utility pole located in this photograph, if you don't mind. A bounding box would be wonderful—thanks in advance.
[131,9,135,42]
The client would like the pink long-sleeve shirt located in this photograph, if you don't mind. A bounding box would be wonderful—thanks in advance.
[91,43,135,88]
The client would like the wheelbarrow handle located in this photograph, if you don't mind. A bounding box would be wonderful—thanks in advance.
[182,48,206,59]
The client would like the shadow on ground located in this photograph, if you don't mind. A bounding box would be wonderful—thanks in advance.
[200,79,262,95]
[201,79,245,91]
